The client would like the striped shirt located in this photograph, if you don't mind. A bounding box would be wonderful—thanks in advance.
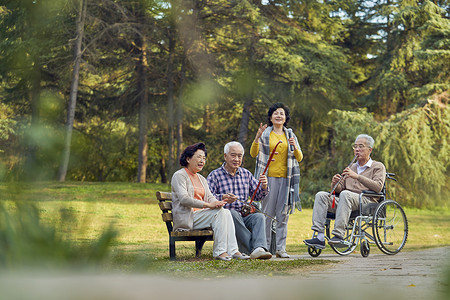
[207,163,269,213]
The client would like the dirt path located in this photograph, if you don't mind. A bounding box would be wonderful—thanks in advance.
[1,247,448,300]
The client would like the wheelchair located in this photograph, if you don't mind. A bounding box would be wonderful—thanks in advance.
[307,173,408,257]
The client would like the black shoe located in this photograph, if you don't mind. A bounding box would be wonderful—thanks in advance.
[328,236,344,245]
[303,237,326,250]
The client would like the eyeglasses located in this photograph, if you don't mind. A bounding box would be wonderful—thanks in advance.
[193,155,207,161]
[352,144,367,150]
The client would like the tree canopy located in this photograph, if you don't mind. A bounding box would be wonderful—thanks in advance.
[0,0,449,208]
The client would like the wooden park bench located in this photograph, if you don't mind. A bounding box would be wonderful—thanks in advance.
[156,191,214,260]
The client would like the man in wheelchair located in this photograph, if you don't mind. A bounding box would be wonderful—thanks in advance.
[304,134,386,249]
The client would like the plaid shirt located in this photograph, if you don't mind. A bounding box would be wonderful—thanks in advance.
[207,163,269,213]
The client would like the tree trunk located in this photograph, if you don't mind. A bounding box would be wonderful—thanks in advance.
[24,61,41,180]
[136,37,149,183]
[176,104,183,164]
[176,55,186,162]
[167,20,176,180]
[237,41,256,148]
[160,157,167,184]
[238,97,253,148]
[57,0,86,181]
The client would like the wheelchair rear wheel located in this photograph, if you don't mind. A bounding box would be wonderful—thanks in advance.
[326,219,358,256]
[373,200,408,255]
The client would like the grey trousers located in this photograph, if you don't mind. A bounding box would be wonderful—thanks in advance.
[262,177,289,252]
[230,209,268,254]
[311,190,374,238]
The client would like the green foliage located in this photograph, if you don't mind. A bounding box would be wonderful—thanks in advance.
[413,1,450,99]
[0,103,17,180]
[69,117,138,182]
[362,0,450,116]
[2,91,67,181]
[0,0,71,106]
[0,103,15,147]
[377,97,449,207]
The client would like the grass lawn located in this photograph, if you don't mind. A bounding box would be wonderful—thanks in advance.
[1,181,449,277]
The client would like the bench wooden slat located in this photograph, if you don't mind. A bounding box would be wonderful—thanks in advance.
[162,212,173,222]
[171,229,214,237]
[156,191,172,201]
[159,202,172,211]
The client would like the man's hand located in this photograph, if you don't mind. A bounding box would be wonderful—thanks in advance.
[222,193,238,204]
[342,167,358,179]
[331,174,342,186]
[259,174,268,190]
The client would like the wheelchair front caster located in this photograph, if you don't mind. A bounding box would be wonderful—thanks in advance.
[308,246,322,257]
[361,240,370,257]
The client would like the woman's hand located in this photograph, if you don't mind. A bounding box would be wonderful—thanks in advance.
[254,123,267,143]
[288,137,296,150]
[204,200,226,209]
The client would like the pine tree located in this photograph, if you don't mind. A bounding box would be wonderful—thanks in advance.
[358,0,450,117]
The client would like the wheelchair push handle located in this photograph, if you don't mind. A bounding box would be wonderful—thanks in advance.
[386,173,397,181]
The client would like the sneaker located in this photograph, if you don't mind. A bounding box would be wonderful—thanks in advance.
[250,247,272,260]
[303,237,326,250]
[328,235,344,245]
[275,250,290,258]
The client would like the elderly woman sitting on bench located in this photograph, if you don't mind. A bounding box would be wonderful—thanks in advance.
[171,142,249,261]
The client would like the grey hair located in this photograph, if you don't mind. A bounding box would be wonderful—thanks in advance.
[224,141,245,154]
[355,134,374,148]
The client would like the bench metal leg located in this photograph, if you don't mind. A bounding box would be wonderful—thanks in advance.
[169,237,176,260]
[195,238,207,258]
